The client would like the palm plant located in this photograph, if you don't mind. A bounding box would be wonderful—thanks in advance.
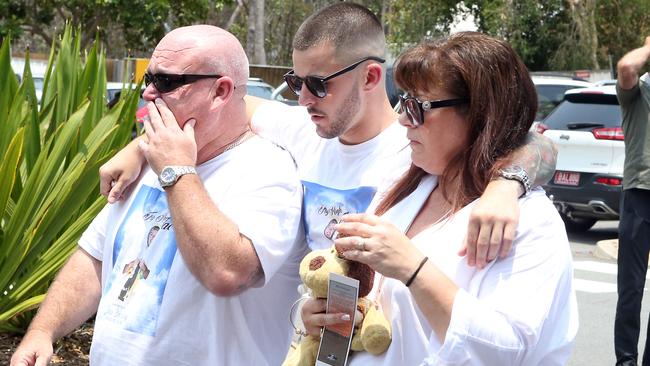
[0,25,140,333]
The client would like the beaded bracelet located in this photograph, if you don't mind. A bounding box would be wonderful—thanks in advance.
[405,256,429,287]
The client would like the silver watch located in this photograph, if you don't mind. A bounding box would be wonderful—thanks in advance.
[158,166,197,188]
[497,166,532,196]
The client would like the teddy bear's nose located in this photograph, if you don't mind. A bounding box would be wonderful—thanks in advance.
[309,256,326,270]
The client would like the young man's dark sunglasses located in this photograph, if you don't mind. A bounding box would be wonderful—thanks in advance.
[398,94,469,127]
[144,72,223,93]
[283,56,385,98]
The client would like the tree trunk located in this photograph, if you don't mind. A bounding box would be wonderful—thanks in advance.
[568,0,599,69]
[247,0,267,65]
[586,0,600,69]
[225,0,244,30]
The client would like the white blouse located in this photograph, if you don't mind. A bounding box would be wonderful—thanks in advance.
[349,175,578,366]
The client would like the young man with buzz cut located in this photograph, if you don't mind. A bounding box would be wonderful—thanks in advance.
[245,2,558,258]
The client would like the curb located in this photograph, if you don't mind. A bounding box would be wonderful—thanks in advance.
[594,239,618,261]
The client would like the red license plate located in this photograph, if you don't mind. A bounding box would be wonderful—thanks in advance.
[554,171,580,186]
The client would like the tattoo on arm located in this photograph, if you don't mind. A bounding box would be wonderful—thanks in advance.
[506,132,558,187]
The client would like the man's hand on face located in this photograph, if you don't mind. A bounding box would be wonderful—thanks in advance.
[139,98,198,174]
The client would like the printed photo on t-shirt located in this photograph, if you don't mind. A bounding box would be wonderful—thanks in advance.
[301,180,376,250]
[97,185,177,336]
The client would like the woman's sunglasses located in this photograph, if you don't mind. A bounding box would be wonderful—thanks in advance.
[144,72,223,93]
[283,56,385,98]
[398,94,469,127]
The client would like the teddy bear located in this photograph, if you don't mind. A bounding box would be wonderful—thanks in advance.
[282,245,392,366]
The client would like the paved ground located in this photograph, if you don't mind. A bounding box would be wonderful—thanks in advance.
[565,220,646,366]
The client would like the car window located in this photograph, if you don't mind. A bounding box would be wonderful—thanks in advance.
[544,97,622,130]
[535,84,583,121]
[107,89,121,102]
[247,84,273,99]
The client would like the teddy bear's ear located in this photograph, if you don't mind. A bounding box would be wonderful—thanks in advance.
[348,262,375,297]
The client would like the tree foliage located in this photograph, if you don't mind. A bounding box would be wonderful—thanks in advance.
[384,0,459,55]
[595,0,650,73]
[467,0,569,71]
[0,0,221,57]
[2,1,650,84]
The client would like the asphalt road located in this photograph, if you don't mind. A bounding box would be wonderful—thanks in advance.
[567,220,650,366]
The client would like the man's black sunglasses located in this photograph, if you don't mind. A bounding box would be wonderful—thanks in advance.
[144,72,223,93]
[284,56,385,98]
[398,94,469,127]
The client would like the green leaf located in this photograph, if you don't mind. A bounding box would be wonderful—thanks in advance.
[0,294,45,327]
[21,51,42,173]
[0,129,24,241]
[0,34,19,125]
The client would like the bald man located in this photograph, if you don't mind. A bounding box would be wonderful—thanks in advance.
[11,25,305,366]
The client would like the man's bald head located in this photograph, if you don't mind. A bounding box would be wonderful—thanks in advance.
[156,25,249,87]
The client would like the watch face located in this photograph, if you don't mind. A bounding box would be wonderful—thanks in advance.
[160,167,176,184]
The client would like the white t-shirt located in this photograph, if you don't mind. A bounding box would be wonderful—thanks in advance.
[78,136,306,366]
[349,176,579,366]
[251,101,411,250]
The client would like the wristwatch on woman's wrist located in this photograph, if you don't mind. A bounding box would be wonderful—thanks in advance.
[496,165,531,197]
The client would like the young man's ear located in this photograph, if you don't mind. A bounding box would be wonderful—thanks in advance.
[363,63,384,92]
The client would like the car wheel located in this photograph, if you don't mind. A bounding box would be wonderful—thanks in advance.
[560,213,597,233]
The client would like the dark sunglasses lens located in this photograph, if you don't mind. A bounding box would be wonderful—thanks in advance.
[284,74,303,96]
[405,99,421,126]
[304,77,327,98]
[156,76,180,93]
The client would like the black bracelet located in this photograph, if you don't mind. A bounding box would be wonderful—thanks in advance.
[405,256,429,287]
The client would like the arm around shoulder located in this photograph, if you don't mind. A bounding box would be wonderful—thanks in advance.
[506,132,557,188]
[463,132,557,267]
[244,95,271,132]
[99,135,147,203]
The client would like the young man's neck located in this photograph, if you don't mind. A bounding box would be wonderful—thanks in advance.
[338,95,398,145]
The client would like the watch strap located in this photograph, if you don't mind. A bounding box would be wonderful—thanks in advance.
[497,167,531,196]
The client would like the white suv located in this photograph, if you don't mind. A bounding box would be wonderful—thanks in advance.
[532,75,593,121]
[538,85,623,231]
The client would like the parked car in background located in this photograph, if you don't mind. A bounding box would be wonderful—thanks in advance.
[594,79,617,87]
[246,77,275,99]
[107,82,146,108]
[538,85,623,232]
[532,75,593,122]
[270,82,300,106]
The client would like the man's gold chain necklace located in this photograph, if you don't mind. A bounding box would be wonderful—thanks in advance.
[222,129,253,154]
